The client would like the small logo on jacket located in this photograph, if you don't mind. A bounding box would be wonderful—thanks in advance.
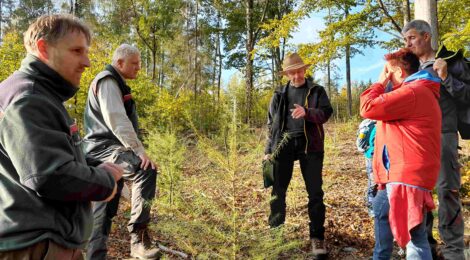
[69,122,82,146]
[70,123,78,135]
[123,94,133,102]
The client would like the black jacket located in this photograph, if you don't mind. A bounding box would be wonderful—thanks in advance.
[265,79,333,154]
[0,55,115,251]
[422,46,470,137]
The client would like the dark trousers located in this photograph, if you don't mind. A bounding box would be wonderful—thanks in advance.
[427,133,465,260]
[86,150,157,260]
[268,136,326,240]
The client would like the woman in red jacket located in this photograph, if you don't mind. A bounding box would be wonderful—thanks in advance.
[360,48,441,259]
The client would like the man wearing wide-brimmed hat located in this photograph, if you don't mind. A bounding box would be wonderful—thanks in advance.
[264,52,333,258]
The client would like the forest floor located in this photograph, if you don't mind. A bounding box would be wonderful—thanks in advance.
[106,122,470,259]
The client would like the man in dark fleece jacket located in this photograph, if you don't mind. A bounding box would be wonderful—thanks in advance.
[0,14,123,260]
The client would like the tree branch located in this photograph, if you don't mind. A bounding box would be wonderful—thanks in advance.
[130,0,152,51]
[252,0,269,49]
[377,0,402,34]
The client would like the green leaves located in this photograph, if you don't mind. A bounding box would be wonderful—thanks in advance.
[0,32,24,82]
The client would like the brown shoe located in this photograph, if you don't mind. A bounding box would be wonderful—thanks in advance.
[130,229,162,259]
[311,238,327,258]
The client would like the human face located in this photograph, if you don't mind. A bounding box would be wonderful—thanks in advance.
[117,54,141,80]
[403,29,431,59]
[45,31,90,87]
[285,67,306,87]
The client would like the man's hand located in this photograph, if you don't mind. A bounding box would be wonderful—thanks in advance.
[433,58,448,81]
[98,162,124,181]
[378,64,391,86]
[139,153,157,171]
[263,154,271,161]
[291,104,306,119]
[97,162,124,202]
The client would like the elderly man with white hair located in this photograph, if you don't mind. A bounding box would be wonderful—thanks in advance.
[83,44,160,259]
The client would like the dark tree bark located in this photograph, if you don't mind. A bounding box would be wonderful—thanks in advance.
[245,0,254,123]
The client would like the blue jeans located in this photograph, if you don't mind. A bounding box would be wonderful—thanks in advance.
[373,187,432,260]
[365,157,377,216]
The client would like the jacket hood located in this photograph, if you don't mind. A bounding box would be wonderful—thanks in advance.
[404,70,441,98]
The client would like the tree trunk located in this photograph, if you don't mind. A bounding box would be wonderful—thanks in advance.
[273,46,282,88]
[157,47,161,87]
[326,7,333,98]
[217,51,222,102]
[212,37,217,94]
[69,0,74,14]
[327,59,331,98]
[345,7,352,118]
[194,0,199,100]
[145,48,150,76]
[186,2,192,91]
[345,44,352,118]
[74,0,81,17]
[414,0,438,50]
[403,0,411,25]
[159,45,164,88]
[245,0,254,124]
[215,10,222,101]
[0,0,3,43]
[151,47,156,81]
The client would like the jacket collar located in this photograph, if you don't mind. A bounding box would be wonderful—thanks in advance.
[18,54,78,102]
[105,64,130,90]
[404,70,441,84]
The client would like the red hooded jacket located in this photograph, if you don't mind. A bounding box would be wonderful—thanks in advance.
[360,70,441,190]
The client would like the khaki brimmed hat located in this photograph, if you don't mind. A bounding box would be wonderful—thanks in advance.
[280,53,310,75]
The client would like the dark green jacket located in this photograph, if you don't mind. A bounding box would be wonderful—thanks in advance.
[0,55,115,251]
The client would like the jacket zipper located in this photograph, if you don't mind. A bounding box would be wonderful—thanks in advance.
[304,88,312,154]
[280,95,285,133]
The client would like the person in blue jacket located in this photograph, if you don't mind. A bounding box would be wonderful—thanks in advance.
[356,119,377,217]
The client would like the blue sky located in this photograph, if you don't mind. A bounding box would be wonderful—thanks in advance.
[222,14,394,89]
[290,15,391,87]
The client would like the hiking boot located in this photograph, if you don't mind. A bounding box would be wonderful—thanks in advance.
[130,229,162,259]
[311,238,327,259]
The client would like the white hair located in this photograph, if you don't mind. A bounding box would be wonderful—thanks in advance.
[112,44,140,65]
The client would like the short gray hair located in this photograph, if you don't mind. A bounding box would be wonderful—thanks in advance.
[112,44,140,65]
[24,14,91,54]
[402,20,432,36]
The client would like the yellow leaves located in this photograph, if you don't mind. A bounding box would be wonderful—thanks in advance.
[257,9,307,50]
[441,21,470,57]
[0,32,25,82]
